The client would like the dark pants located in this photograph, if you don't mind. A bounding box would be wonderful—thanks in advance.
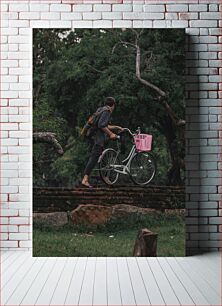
[83,143,103,176]
[83,129,106,176]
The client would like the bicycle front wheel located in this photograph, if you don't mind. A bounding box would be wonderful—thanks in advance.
[130,152,156,186]
[99,148,119,185]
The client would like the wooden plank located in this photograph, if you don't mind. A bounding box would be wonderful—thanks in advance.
[1,252,26,269]
[2,252,22,272]
[1,256,37,305]
[106,257,121,306]
[117,257,136,305]
[20,258,56,305]
[35,258,67,305]
[157,257,195,305]
[127,257,150,305]
[78,257,96,306]
[194,252,219,273]
[4,258,45,305]
[136,257,165,305]
[167,257,210,305]
[1,252,220,306]
[1,252,30,289]
[50,258,78,305]
[146,257,179,305]
[175,257,221,305]
[64,257,87,306]
[180,256,220,294]
[93,257,107,306]
[0,251,14,263]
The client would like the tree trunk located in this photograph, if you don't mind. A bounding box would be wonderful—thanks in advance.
[159,117,185,185]
[133,229,158,257]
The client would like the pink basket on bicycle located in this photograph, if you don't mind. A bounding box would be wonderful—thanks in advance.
[134,134,152,152]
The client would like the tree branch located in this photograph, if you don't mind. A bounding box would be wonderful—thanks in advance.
[33,132,64,155]
[112,38,166,97]
[135,43,166,97]
[112,41,136,54]
[86,64,104,74]
[134,40,185,127]
[112,32,186,127]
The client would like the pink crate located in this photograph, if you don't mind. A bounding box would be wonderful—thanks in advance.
[134,134,152,152]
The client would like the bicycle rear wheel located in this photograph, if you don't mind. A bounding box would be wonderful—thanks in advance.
[99,148,119,185]
[130,152,156,186]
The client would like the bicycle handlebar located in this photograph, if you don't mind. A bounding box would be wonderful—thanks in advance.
[122,128,134,136]
[114,127,141,140]
[121,127,141,136]
[116,127,141,140]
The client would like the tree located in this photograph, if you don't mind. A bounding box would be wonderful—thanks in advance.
[111,29,185,185]
[33,28,185,186]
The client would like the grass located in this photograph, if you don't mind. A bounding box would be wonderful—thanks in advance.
[33,213,185,257]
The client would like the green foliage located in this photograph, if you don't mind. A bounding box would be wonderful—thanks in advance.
[50,138,90,187]
[33,29,185,186]
[150,128,171,184]
[34,98,67,139]
[33,98,68,186]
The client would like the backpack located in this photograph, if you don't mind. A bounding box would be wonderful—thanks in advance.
[80,106,110,138]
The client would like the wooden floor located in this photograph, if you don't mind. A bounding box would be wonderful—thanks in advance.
[1,251,220,306]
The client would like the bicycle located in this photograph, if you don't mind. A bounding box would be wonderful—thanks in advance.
[98,127,156,186]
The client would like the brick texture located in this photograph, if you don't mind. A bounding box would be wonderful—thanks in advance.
[1,0,221,255]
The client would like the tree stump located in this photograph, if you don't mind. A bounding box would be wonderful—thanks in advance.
[133,229,158,257]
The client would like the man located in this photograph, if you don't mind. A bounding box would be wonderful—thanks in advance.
[81,97,123,188]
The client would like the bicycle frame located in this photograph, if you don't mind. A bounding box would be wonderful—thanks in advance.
[108,141,137,176]
[98,127,141,175]
[98,127,156,186]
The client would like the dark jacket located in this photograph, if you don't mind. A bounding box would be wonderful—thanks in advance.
[94,106,111,146]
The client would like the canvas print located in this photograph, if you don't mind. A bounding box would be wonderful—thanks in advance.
[33,28,185,257]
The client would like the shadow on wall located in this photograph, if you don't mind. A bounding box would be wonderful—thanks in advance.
[185,34,200,256]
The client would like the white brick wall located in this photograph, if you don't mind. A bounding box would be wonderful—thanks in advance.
[1,0,221,255]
